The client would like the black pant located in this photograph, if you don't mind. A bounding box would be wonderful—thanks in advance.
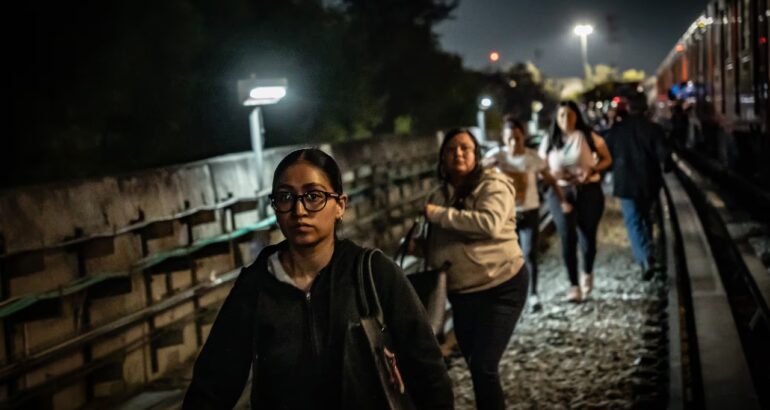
[448,267,529,410]
[546,182,604,286]
[516,208,540,295]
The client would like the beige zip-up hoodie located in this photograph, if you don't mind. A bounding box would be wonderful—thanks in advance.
[426,169,524,294]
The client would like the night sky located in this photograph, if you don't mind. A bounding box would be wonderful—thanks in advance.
[436,0,710,77]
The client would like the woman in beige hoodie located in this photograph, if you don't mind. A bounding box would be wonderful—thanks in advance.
[423,129,529,410]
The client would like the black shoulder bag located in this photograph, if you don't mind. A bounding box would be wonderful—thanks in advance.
[356,248,416,410]
[394,218,451,337]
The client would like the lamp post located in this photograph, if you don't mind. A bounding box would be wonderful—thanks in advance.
[529,100,543,137]
[477,96,493,143]
[573,24,594,80]
[237,77,287,193]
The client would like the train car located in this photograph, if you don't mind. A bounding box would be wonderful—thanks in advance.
[656,0,770,188]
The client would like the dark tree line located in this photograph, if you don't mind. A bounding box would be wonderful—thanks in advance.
[5,0,483,188]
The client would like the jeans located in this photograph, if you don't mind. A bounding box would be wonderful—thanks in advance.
[516,208,540,295]
[448,267,529,410]
[619,197,654,266]
[546,183,605,286]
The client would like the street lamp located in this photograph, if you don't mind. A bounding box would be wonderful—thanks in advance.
[573,24,594,80]
[237,77,288,193]
[477,96,493,143]
[529,100,543,137]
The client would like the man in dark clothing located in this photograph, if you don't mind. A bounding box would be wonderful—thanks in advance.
[605,98,671,280]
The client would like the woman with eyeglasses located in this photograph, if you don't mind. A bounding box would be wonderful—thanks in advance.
[184,148,453,409]
[539,101,613,303]
[418,129,528,410]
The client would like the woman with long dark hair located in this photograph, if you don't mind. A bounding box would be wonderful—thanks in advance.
[184,148,453,409]
[485,118,571,312]
[539,101,612,302]
[419,129,529,410]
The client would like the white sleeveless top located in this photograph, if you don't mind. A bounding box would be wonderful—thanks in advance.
[538,130,595,186]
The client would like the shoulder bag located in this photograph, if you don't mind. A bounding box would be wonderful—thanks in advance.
[356,248,416,410]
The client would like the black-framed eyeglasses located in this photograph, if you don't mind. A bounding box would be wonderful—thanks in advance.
[269,190,341,213]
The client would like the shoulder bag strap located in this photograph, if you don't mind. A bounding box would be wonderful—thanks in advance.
[356,248,386,326]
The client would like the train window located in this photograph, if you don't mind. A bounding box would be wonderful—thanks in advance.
[720,8,728,114]
[742,0,751,52]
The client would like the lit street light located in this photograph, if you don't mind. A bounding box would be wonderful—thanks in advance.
[237,77,288,192]
[477,96,493,143]
[573,24,594,80]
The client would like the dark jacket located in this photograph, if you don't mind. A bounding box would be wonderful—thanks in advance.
[183,239,454,409]
[605,114,670,199]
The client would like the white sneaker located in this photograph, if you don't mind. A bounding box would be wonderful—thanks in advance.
[528,294,542,312]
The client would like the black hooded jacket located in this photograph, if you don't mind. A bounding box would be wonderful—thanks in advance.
[605,114,670,199]
[183,239,453,409]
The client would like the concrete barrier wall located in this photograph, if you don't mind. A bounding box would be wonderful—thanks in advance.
[0,136,434,256]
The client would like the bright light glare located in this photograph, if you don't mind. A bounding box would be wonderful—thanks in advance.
[480,97,493,109]
[246,86,286,105]
[489,51,500,62]
[574,24,594,37]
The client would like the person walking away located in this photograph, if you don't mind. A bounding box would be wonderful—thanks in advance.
[605,97,671,280]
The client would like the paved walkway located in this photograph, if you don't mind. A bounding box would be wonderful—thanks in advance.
[448,198,668,409]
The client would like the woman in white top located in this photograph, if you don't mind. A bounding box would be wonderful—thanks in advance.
[486,118,570,311]
[539,101,612,302]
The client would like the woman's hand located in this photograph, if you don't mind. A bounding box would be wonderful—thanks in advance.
[575,167,593,183]
[424,203,438,219]
[561,201,573,213]
[552,168,573,181]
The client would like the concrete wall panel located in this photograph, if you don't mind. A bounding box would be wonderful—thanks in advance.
[208,154,258,201]
[21,299,80,353]
[83,234,142,276]
[233,210,259,230]
[88,274,147,328]
[190,215,223,243]
[198,286,231,309]
[170,270,193,293]
[144,222,188,255]
[121,325,150,387]
[114,164,215,223]
[9,251,78,297]
[52,382,87,410]
[25,351,84,388]
[152,323,196,379]
[154,302,194,329]
[193,253,233,284]
[149,275,170,304]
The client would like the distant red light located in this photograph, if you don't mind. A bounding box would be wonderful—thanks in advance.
[612,96,621,103]
[760,36,768,45]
